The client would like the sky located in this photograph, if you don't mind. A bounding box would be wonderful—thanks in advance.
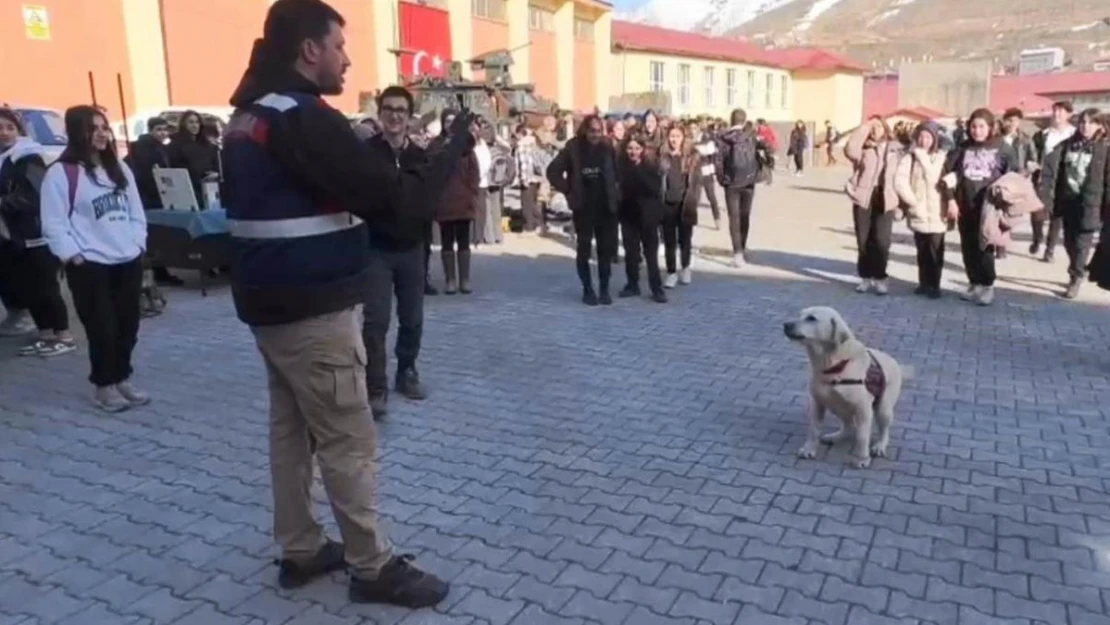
[612,0,649,11]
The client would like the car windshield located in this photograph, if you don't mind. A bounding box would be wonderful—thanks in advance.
[17,109,67,146]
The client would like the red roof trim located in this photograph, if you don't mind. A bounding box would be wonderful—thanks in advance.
[762,46,869,73]
[612,21,784,68]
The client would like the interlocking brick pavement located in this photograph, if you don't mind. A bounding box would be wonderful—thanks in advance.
[2,167,1109,624]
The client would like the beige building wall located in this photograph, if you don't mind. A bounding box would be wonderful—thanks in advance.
[447,0,473,78]
[370,0,399,88]
[553,1,575,109]
[120,0,170,112]
[506,0,530,83]
[792,70,863,130]
[592,11,612,113]
[615,51,793,121]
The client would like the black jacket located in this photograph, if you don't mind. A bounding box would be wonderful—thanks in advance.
[228,65,469,243]
[618,156,664,226]
[124,134,170,209]
[943,137,1018,213]
[365,134,429,249]
[0,147,47,247]
[546,137,620,217]
[1038,134,1107,231]
[168,132,219,201]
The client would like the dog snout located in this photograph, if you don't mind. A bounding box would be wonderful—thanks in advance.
[783,321,799,338]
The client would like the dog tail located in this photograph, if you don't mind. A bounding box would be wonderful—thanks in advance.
[902,365,916,381]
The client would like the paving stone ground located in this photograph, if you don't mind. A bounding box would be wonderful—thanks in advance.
[2,166,1109,625]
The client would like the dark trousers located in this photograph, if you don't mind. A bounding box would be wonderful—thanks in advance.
[1030,211,1062,253]
[700,177,721,222]
[423,222,433,282]
[913,232,945,289]
[792,151,804,173]
[65,258,143,386]
[661,208,693,273]
[853,204,894,279]
[0,242,27,312]
[13,246,69,332]
[520,183,542,232]
[621,217,662,293]
[440,220,471,252]
[1063,224,1096,280]
[573,210,617,292]
[362,246,425,395]
[724,185,755,254]
[958,210,995,287]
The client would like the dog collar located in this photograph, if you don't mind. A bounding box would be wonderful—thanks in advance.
[822,360,851,375]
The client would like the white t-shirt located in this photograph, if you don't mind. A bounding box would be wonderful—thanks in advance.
[40,162,147,265]
[474,141,492,189]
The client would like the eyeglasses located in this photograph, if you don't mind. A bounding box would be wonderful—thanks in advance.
[380,105,409,116]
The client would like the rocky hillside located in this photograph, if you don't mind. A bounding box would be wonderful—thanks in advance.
[624,0,1110,71]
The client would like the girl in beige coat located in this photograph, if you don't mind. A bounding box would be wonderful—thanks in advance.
[845,117,906,294]
[894,123,953,298]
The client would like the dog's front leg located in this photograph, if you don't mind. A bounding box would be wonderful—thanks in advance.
[797,396,825,459]
[848,406,874,468]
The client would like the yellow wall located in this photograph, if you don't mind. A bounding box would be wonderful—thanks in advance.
[120,0,170,112]
[791,69,863,130]
[612,50,793,121]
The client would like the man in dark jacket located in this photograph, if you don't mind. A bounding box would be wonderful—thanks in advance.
[124,117,183,285]
[714,108,765,267]
[361,86,432,419]
[221,0,471,609]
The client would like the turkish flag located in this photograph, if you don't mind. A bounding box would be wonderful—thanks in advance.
[398,2,453,79]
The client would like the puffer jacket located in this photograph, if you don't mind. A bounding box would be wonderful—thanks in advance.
[844,124,905,212]
[1038,133,1107,232]
[894,148,948,234]
[0,138,48,248]
[430,135,481,222]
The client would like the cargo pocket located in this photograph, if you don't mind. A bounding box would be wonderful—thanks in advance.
[310,344,368,415]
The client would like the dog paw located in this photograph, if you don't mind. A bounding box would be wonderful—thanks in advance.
[847,456,872,469]
[796,445,818,459]
[869,444,888,458]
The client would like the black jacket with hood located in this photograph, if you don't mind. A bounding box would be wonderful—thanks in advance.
[546,136,620,218]
[0,138,48,248]
[1037,132,1107,232]
[124,133,170,210]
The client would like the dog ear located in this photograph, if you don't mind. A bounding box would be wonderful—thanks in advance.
[830,317,850,344]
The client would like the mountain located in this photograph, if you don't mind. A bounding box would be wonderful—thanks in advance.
[620,0,1110,71]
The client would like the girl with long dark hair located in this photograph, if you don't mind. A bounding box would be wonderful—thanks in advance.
[0,108,75,356]
[788,121,808,175]
[659,125,700,288]
[942,108,1018,306]
[618,134,666,303]
[1036,108,1106,299]
[844,116,906,295]
[40,105,149,412]
[547,114,620,305]
[168,110,220,206]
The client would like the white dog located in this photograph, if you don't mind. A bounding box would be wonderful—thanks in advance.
[783,306,908,468]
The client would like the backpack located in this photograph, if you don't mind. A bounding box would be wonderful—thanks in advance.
[724,133,760,188]
[488,147,516,188]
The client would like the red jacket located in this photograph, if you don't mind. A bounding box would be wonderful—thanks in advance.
[757,126,778,152]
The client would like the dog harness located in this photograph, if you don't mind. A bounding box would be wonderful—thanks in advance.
[821,351,886,403]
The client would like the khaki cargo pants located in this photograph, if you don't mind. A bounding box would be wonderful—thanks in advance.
[251,305,392,578]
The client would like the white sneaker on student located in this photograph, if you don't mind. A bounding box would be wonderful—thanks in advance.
[976,286,995,306]
[961,285,981,301]
[679,267,692,285]
[856,279,873,293]
[873,279,889,295]
[664,273,679,289]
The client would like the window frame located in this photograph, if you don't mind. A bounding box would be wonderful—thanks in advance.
[746,70,755,109]
[704,66,716,108]
[726,69,737,107]
[650,61,666,93]
[528,5,554,31]
[678,63,691,107]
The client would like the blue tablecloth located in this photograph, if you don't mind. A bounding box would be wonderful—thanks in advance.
[145,209,228,239]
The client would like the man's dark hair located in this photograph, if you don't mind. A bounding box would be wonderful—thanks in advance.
[263,0,345,67]
[730,109,747,126]
[377,86,414,115]
[756,118,766,125]
[1052,101,1074,114]
[1002,108,1023,121]
[147,116,169,131]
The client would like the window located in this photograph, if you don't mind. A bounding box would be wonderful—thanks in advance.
[650,61,665,93]
[726,69,737,107]
[780,75,788,109]
[471,0,506,20]
[574,17,594,41]
[765,73,773,108]
[528,5,553,31]
[704,67,715,108]
[678,64,691,107]
[746,70,755,109]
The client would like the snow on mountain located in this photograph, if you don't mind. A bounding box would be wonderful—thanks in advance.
[621,0,798,35]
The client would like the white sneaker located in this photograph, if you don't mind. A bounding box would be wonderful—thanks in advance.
[873,279,889,295]
[976,286,995,306]
[732,253,746,268]
[679,267,692,285]
[856,279,873,293]
[664,273,679,289]
[0,311,34,337]
[961,285,981,301]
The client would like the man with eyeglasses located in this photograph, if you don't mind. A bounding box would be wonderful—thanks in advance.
[361,86,431,419]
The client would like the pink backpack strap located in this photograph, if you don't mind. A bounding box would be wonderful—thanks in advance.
[62,162,79,216]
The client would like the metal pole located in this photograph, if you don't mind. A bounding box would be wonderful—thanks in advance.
[88,71,98,106]
[117,73,132,146]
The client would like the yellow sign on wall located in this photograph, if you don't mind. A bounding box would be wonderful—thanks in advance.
[23,4,51,41]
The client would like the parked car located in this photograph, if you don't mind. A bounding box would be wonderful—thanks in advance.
[5,106,66,162]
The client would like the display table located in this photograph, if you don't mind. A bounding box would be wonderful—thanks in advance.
[144,209,231,296]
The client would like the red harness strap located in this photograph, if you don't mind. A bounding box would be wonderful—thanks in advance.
[822,352,886,403]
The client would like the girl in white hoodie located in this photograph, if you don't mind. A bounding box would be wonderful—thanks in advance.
[894,123,952,299]
[40,105,149,412]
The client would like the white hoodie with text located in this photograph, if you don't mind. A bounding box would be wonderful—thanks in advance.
[40,162,147,264]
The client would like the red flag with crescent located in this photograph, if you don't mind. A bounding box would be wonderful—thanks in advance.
[398,2,452,79]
